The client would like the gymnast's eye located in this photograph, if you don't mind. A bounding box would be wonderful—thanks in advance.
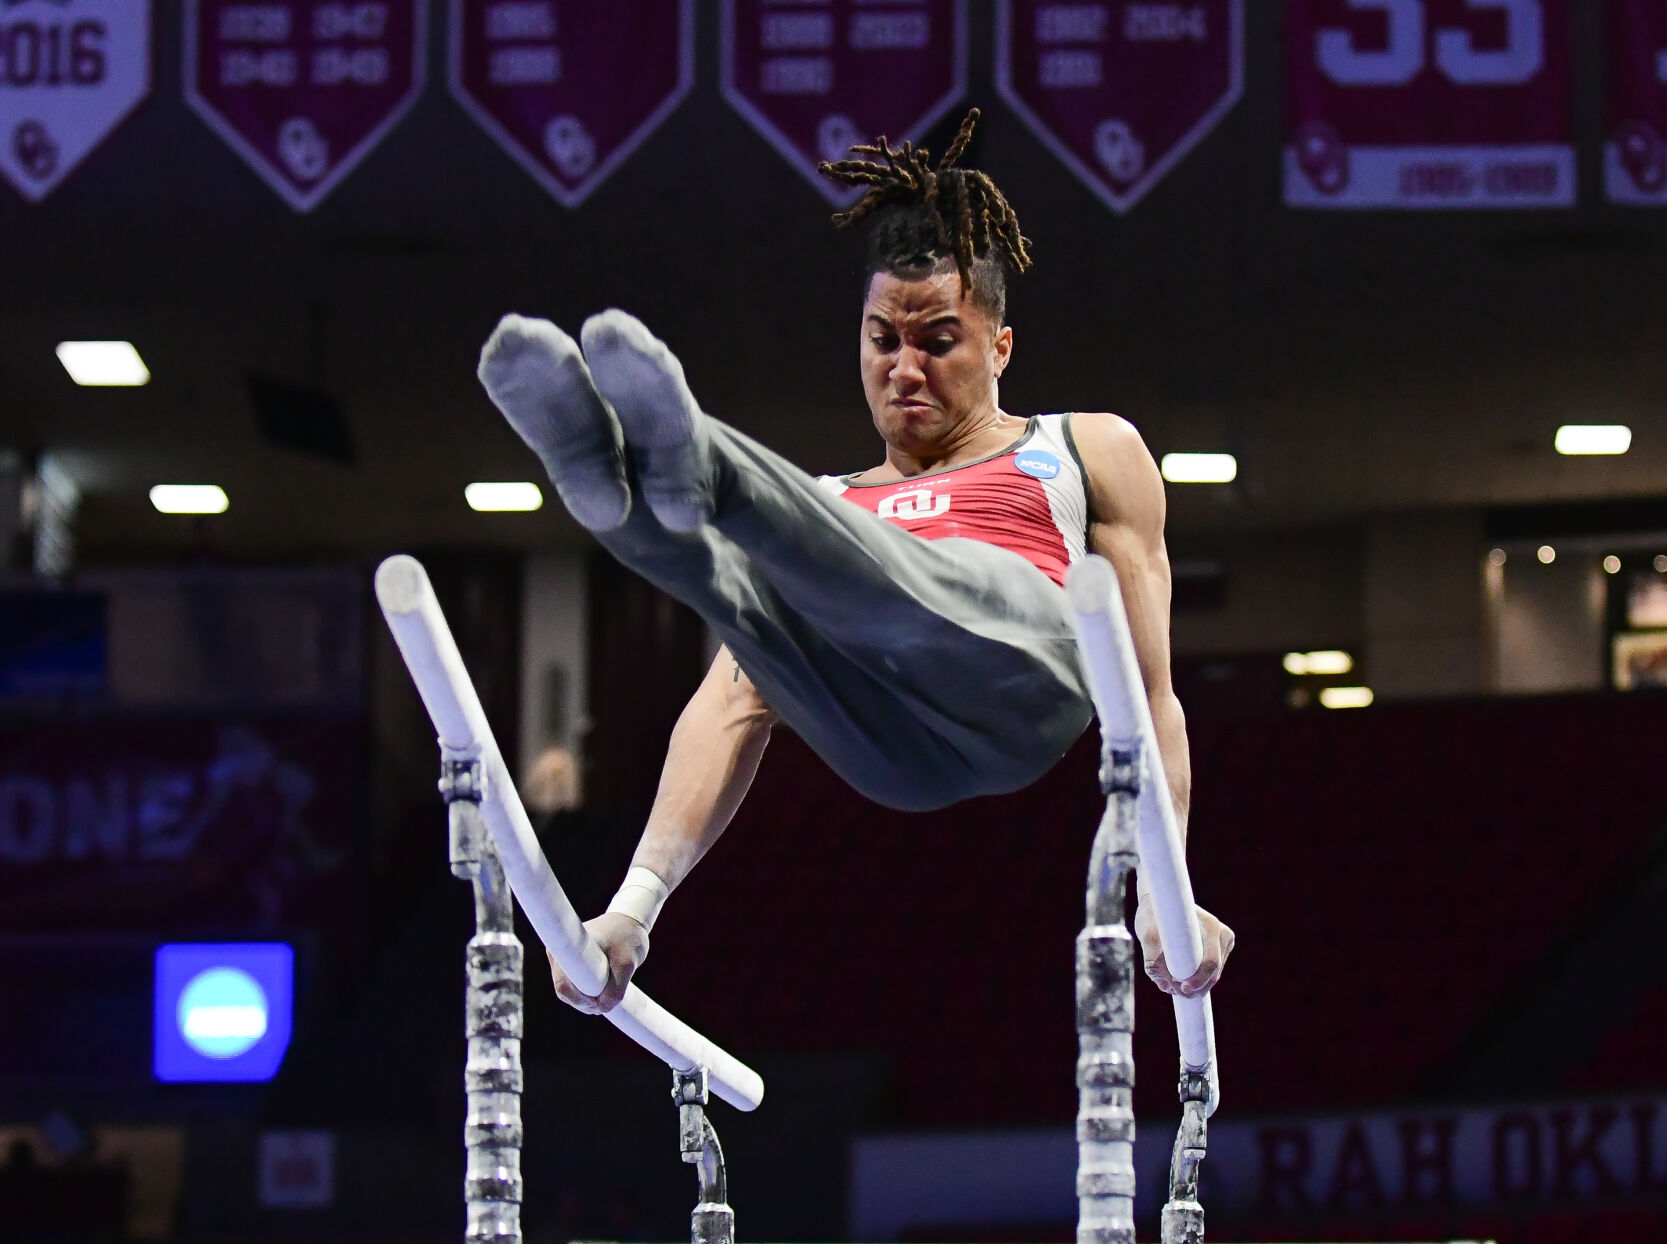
[924,336,957,356]
[869,333,898,352]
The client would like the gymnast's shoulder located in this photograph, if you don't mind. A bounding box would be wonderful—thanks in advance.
[1062,413,1162,487]
[1061,412,1165,528]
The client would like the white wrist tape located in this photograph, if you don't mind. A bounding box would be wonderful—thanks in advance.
[606,867,670,932]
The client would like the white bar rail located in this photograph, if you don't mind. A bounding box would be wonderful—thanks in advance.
[1065,555,1220,1116]
[375,555,765,1112]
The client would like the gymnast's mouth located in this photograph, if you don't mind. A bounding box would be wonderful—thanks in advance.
[891,397,935,411]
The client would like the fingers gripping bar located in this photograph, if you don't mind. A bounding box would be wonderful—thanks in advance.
[375,555,765,1112]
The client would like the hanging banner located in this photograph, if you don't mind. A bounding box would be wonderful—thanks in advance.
[450,0,693,207]
[0,0,151,203]
[0,717,358,934]
[995,2,1244,214]
[184,1,426,212]
[1285,0,1574,209]
[721,0,968,206]
[852,1095,1667,1238]
[1606,1,1667,204]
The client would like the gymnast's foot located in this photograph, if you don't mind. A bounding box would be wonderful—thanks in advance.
[581,310,713,533]
[477,314,630,532]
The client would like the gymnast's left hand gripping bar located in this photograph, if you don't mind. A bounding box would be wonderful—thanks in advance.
[1065,555,1219,1117]
[375,555,765,1112]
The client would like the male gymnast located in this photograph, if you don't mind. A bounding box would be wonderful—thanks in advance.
[475,111,1234,1020]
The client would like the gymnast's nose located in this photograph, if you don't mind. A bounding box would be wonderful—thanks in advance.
[891,345,927,389]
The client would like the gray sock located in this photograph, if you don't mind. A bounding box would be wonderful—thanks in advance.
[477,314,630,532]
[580,310,713,533]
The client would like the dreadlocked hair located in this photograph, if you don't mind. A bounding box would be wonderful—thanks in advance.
[817,108,1031,325]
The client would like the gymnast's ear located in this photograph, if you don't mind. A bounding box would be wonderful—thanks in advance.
[993,323,1013,379]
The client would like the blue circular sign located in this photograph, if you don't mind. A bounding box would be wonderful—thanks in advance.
[1013,449,1061,480]
[177,967,269,1059]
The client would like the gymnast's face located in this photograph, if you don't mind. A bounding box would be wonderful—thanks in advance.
[860,270,1013,452]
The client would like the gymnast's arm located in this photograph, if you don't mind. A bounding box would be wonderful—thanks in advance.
[548,644,778,1015]
[1070,412,1235,1000]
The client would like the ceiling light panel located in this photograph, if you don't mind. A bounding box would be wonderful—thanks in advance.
[1283,650,1356,676]
[57,340,151,386]
[1319,686,1374,709]
[151,485,228,514]
[1160,453,1238,484]
[1554,425,1631,455]
[465,482,543,512]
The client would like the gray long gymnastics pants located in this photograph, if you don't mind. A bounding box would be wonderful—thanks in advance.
[594,415,1092,812]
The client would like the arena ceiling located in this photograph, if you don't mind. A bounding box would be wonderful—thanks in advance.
[3,4,1663,562]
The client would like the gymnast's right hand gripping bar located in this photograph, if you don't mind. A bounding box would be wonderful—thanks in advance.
[1065,555,1220,1116]
[375,555,765,1112]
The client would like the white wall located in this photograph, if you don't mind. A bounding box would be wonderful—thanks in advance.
[1490,550,1607,694]
[518,553,589,780]
[0,453,22,569]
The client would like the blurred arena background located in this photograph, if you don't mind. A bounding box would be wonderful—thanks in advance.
[2,2,1666,1242]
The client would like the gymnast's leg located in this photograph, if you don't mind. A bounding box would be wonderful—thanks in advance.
[478,312,1089,807]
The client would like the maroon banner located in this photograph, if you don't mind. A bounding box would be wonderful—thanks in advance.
[0,717,359,932]
[0,0,151,204]
[1606,1,1667,204]
[852,1095,1667,1236]
[184,1,426,212]
[449,0,693,207]
[721,0,968,205]
[996,2,1243,213]
[1285,0,1573,209]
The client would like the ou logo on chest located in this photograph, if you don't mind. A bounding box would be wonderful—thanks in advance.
[878,488,950,522]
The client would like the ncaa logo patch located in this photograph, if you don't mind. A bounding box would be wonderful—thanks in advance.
[1013,450,1061,481]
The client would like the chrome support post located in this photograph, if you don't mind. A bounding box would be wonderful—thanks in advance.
[673,1065,734,1244]
[445,752,524,1244]
[1076,742,1141,1244]
[1160,1070,1209,1244]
